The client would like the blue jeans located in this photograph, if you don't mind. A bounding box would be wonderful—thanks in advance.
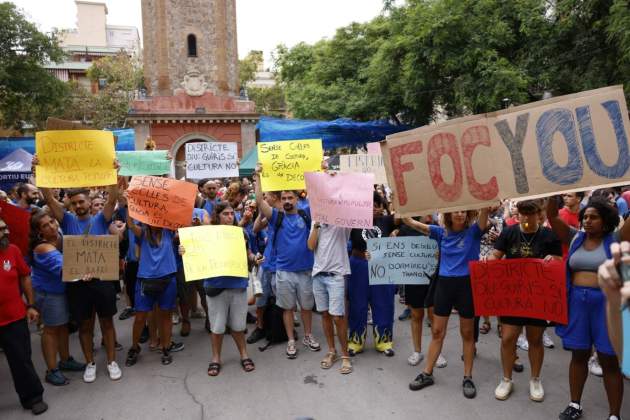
[312,272,345,316]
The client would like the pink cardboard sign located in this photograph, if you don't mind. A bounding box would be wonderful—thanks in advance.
[305,172,374,229]
[367,142,382,155]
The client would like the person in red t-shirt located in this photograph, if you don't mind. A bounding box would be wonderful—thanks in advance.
[0,217,48,415]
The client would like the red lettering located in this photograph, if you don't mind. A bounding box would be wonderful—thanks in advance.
[427,133,463,202]
[461,125,498,200]
[389,141,422,206]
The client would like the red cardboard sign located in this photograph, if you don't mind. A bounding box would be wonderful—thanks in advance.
[0,201,30,256]
[469,258,567,324]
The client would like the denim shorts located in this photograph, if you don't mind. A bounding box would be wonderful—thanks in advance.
[255,269,276,308]
[312,272,345,316]
[275,270,314,311]
[207,288,247,334]
[135,276,178,312]
[35,290,69,327]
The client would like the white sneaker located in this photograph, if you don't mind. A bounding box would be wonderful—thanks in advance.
[407,352,424,366]
[436,354,447,368]
[542,331,555,348]
[107,361,122,381]
[529,377,544,402]
[171,313,180,325]
[494,378,513,400]
[588,354,603,377]
[517,334,529,351]
[83,362,96,383]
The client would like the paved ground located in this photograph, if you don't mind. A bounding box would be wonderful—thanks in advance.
[1,300,628,420]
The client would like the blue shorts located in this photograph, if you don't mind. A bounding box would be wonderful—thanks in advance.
[560,286,616,356]
[255,269,276,308]
[313,272,345,316]
[135,276,177,312]
[35,290,69,327]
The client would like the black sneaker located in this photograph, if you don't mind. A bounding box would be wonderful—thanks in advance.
[161,349,173,365]
[398,308,411,321]
[247,327,266,344]
[168,341,185,353]
[119,307,135,320]
[139,325,149,344]
[125,346,140,367]
[30,400,48,415]
[409,372,434,391]
[558,403,583,420]
[462,377,477,399]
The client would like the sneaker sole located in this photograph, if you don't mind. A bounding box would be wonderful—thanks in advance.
[109,374,122,381]
[529,394,544,402]
[409,382,434,391]
[495,390,512,401]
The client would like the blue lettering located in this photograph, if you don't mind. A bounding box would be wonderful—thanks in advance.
[536,108,583,185]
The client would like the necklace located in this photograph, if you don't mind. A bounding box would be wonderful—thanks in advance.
[519,226,539,257]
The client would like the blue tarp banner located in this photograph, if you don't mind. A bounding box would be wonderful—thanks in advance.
[257,117,410,150]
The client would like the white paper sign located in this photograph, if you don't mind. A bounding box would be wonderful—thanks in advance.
[185,142,239,179]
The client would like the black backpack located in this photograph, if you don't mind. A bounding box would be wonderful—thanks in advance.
[258,296,298,351]
[272,209,311,252]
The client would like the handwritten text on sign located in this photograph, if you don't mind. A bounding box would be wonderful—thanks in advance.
[127,176,197,230]
[185,142,239,179]
[469,259,567,324]
[35,130,117,188]
[368,236,438,285]
[62,235,119,282]
[178,225,248,280]
[305,171,373,228]
[257,139,323,191]
[382,86,630,216]
[339,154,388,185]
[116,151,171,176]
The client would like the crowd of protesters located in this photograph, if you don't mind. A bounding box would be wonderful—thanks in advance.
[0,153,628,420]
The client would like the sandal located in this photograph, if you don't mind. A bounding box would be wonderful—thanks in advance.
[480,321,491,335]
[208,362,221,376]
[240,358,255,373]
[320,351,339,369]
[339,356,353,374]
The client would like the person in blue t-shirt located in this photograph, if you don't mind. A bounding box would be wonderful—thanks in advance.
[403,208,489,399]
[179,202,256,376]
[197,179,220,217]
[254,165,320,360]
[125,218,179,367]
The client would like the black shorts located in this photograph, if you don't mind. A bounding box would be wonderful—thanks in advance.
[124,261,139,306]
[500,316,548,328]
[66,280,118,322]
[405,284,430,309]
[433,275,475,319]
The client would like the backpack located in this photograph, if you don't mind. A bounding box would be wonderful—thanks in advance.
[272,209,311,252]
[258,296,298,351]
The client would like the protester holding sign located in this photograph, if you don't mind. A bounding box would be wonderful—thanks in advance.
[547,196,628,420]
[485,200,562,402]
[348,191,398,357]
[405,208,489,399]
[125,217,180,367]
[29,210,86,386]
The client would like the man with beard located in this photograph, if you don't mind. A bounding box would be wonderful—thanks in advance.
[0,217,48,415]
[253,166,320,359]
[198,179,220,217]
[15,183,40,211]
[41,184,122,383]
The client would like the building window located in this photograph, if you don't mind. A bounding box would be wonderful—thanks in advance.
[187,34,197,57]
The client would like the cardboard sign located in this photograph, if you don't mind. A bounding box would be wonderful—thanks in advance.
[35,130,117,188]
[117,151,171,176]
[127,176,197,230]
[367,142,382,155]
[339,154,388,185]
[62,235,119,281]
[382,86,630,216]
[469,258,567,324]
[178,225,248,280]
[368,236,438,285]
[0,202,30,256]
[304,171,373,228]
[257,139,323,191]
[185,142,239,179]
[623,308,630,375]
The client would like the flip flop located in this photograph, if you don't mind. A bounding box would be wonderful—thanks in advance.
[208,362,221,376]
[240,358,255,373]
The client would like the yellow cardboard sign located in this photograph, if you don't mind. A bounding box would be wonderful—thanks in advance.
[257,139,323,191]
[178,225,248,281]
[35,130,117,188]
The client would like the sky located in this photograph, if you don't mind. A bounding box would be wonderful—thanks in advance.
[9,0,387,65]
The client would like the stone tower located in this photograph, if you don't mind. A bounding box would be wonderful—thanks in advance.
[141,0,240,97]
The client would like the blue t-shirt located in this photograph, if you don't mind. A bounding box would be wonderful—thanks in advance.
[62,211,110,236]
[297,198,309,211]
[204,275,248,289]
[31,250,64,294]
[202,198,218,218]
[137,228,177,279]
[429,223,483,277]
[616,197,628,216]
[270,208,314,272]
[261,222,276,272]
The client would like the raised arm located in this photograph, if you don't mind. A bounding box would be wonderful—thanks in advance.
[546,195,572,244]
[402,217,430,235]
[307,222,321,251]
[126,213,142,238]
[41,188,64,223]
[477,208,490,231]
[253,164,273,219]
[253,212,268,234]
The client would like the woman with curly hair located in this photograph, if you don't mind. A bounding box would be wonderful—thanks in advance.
[547,196,630,420]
